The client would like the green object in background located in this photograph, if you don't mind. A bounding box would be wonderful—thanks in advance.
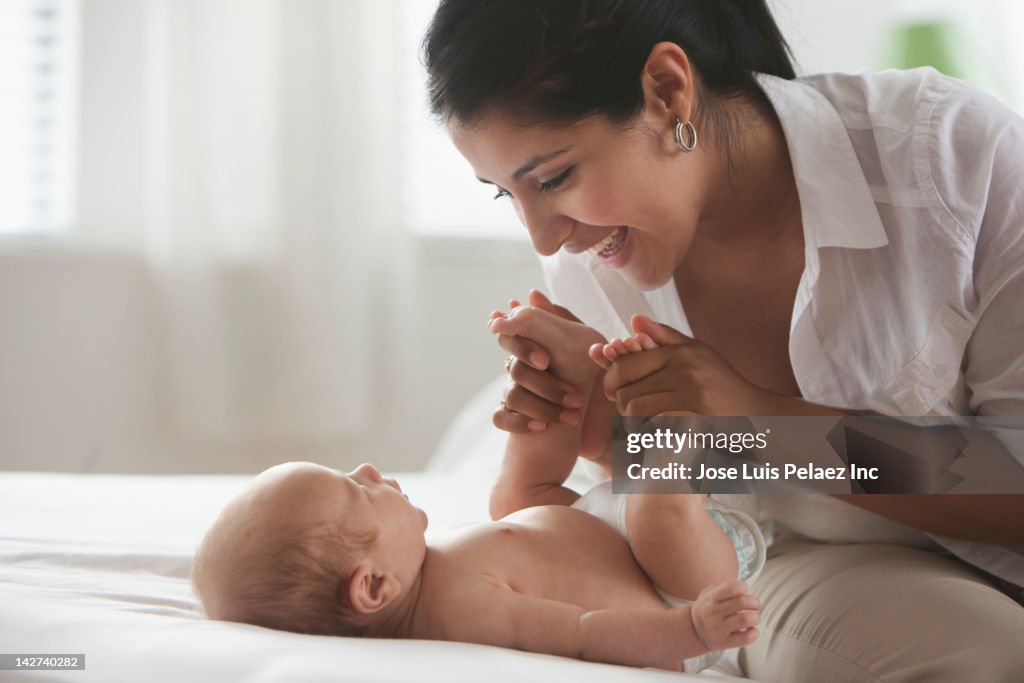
[879,18,1004,99]
[884,21,965,78]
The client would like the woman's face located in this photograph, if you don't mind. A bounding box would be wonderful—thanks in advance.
[450,111,710,291]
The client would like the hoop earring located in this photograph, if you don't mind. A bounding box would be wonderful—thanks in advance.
[674,119,697,152]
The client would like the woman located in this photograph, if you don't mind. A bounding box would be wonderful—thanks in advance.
[424,1,1024,680]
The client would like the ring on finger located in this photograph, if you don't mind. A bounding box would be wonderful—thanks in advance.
[504,355,515,373]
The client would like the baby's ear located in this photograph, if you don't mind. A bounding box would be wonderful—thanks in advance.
[346,563,401,615]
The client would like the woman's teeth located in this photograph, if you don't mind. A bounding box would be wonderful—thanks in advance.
[589,227,627,258]
[590,232,616,253]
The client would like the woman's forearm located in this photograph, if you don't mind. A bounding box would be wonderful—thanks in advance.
[762,394,1024,543]
[832,494,1024,544]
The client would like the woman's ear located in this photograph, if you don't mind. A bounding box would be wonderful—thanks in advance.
[640,41,696,129]
[346,563,401,615]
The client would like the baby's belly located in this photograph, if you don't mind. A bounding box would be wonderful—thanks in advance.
[498,505,666,612]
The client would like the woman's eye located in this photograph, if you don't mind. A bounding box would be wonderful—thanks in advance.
[539,166,574,193]
[493,187,512,200]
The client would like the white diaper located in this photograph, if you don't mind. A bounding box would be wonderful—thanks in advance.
[571,480,767,673]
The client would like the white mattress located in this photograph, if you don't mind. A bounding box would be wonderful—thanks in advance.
[0,469,750,682]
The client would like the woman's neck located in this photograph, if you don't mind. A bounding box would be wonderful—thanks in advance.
[694,99,801,252]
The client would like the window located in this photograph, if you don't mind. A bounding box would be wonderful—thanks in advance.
[0,0,78,236]
[398,0,524,239]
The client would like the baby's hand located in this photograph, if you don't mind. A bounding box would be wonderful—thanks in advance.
[689,580,760,652]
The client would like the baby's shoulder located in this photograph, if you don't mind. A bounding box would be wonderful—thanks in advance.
[426,517,533,567]
[425,508,579,576]
[416,525,523,640]
[424,521,517,579]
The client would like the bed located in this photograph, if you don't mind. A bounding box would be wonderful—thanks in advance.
[0,377,750,682]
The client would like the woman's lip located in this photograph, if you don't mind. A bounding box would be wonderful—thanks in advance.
[563,226,630,256]
[564,232,612,254]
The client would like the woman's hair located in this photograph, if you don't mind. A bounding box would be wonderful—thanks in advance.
[423,0,795,135]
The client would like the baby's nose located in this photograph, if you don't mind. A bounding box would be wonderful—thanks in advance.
[353,463,382,482]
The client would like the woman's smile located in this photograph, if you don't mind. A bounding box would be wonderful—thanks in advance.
[590,226,630,266]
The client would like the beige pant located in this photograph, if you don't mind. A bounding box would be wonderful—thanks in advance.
[739,540,1024,682]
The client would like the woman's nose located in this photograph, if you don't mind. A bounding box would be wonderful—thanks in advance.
[516,199,572,257]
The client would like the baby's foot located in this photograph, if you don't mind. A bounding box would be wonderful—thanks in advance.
[490,291,616,460]
[489,298,606,395]
[588,332,660,370]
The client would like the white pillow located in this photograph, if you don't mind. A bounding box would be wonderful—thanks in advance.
[427,374,508,475]
[427,374,606,493]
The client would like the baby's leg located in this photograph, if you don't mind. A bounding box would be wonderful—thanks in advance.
[600,336,739,598]
[490,297,614,458]
[626,494,739,601]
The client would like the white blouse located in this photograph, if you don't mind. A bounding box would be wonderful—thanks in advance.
[540,68,1024,595]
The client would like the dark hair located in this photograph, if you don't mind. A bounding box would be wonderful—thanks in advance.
[424,0,795,135]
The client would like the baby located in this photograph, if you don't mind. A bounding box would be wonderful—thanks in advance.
[192,461,759,672]
[192,299,763,672]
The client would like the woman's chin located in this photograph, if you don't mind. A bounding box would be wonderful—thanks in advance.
[619,265,672,292]
[602,236,673,291]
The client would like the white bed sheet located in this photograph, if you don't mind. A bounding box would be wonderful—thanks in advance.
[0,470,749,683]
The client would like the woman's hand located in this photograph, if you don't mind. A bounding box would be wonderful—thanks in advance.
[490,291,599,434]
[602,315,776,416]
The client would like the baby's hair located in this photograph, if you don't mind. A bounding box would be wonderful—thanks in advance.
[193,512,379,637]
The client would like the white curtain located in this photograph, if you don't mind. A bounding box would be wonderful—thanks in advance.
[132,0,402,443]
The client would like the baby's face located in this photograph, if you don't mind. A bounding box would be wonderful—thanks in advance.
[334,462,429,557]
[264,462,428,573]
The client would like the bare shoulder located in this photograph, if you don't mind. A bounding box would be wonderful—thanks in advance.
[429,506,605,548]
[499,502,604,528]
[414,525,522,643]
[416,538,586,652]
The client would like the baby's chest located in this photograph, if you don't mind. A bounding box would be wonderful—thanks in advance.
[481,511,666,611]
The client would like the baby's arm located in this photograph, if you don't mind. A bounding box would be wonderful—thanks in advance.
[447,580,759,671]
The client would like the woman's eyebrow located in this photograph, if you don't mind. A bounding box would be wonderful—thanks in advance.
[511,146,573,181]
[475,146,574,185]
